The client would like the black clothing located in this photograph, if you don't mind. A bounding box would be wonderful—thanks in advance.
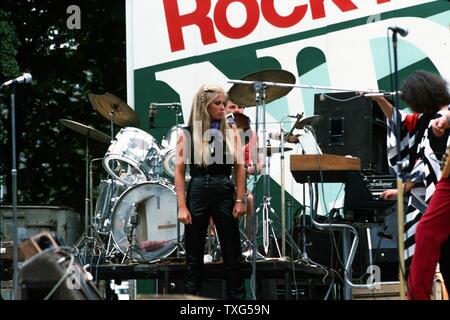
[182,126,245,300]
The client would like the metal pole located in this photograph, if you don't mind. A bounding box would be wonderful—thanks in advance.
[85,133,90,235]
[279,116,290,257]
[227,79,400,96]
[391,30,407,300]
[250,82,261,300]
[10,86,19,299]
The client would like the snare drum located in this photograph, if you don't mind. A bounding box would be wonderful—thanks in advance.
[103,127,162,185]
[111,180,183,261]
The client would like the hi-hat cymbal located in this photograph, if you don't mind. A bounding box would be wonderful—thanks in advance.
[258,146,293,156]
[294,115,322,129]
[59,119,110,144]
[88,92,140,127]
[228,69,296,107]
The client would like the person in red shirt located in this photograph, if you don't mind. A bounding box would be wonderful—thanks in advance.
[225,98,263,255]
[408,110,450,299]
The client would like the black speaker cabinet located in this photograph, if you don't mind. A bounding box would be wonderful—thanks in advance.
[314,92,389,174]
[19,250,102,300]
[157,279,226,300]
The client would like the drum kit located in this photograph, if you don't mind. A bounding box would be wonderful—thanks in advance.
[60,93,185,263]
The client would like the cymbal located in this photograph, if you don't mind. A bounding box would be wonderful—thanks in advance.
[228,69,296,107]
[258,146,293,156]
[88,92,140,127]
[294,115,322,129]
[59,119,111,144]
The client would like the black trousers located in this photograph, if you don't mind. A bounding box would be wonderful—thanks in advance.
[184,174,245,300]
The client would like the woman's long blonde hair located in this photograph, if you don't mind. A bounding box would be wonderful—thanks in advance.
[188,84,238,167]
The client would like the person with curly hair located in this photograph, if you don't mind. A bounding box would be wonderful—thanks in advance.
[372,70,450,299]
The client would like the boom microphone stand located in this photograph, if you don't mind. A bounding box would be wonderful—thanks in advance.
[8,85,19,299]
[1,73,32,299]
[389,26,409,300]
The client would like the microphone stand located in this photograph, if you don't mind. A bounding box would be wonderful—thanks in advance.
[391,29,407,300]
[3,84,20,299]
[250,82,263,300]
[280,116,286,257]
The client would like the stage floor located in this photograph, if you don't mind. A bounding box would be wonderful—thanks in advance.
[91,258,336,300]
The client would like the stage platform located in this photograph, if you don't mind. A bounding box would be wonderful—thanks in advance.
[91,258,337,300]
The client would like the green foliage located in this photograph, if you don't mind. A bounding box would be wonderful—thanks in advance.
[0,9,20,77]
[0,0,126,215]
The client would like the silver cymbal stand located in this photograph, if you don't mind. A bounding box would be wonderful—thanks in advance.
[227,80,281,299]
[76,111,118,264]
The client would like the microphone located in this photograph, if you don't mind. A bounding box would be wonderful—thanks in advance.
[388,26,408,37]
[151,102,181,110]
[149,103,157,129]
[1,73,32,87]
[363,91,402,97]
[269,131,300,143]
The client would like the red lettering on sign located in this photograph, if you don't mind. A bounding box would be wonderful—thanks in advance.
[163,0,217,52]
[310,0,358,20]
[261,0,308,28]
[164,0,391,52]
[214,0,260,39]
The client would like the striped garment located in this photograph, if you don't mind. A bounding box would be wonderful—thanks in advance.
[386,109,449,274]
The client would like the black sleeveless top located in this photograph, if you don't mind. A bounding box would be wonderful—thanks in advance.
[184,126,232,177]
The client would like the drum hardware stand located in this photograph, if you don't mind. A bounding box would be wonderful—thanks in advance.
[75,143,108,265]
[121,208,140,263]
[256,140,282,258]
[108,105,117,144]
[279,113,303,257]
[297,134,310,263]
[205,224,221,262]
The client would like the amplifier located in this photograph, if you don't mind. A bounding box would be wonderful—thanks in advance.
[0,205,81,246]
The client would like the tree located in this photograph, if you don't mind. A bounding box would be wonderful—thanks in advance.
[0,0,126,217]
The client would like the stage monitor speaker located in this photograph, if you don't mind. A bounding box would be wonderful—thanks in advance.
[19,250,102,300]
[18,233,102,300]
[314,92,389,174]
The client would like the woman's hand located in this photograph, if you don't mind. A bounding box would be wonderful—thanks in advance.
[178,207,192,225]
[232,201,246,219]
[380,189,398,200]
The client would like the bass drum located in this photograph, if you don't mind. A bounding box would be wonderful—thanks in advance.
[111,181,183,261]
